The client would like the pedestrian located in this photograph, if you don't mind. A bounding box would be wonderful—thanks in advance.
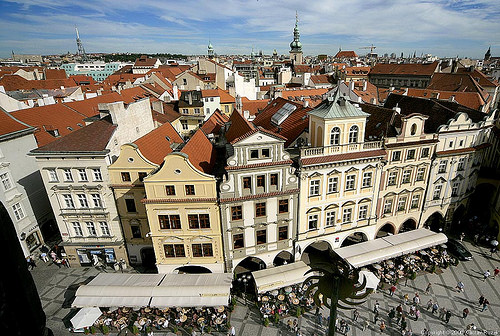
[460,232,465,241]
[494,267,499,280]
[29,255,36,269]
[456,281,465,292]
[400,317,407,331]
[40,252,49,262]
[462,308,469,319]
[317,312,323,326]
[445,309,452,323]
[491,247,497,257]
[481,299,489,312]
[483,270,491,281]
[363,320,369,331]
[479,295,485,306]
[388,307,395,321]
[50,251,57,261]
[426,299,433,310]
[425,282,432,294]
[379,321,386,333]
[413,293,420,306]
[389,284,397,296]
[415,308,421,321]
[352,309,359,322]
[422,328,430,336]
[229,325,235,336]
[432,302,439,314]
[438,307,446,320]
[473,233,479,245]
[374,310,379,323]
[373,300,380,313]
[409,305,416,318]
[403,293,409,305]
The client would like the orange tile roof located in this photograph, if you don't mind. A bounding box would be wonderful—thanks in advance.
[181,129,215,174]
[253,97,311,147]
[241,98,270,116]
[455,68,498,87]
[310,74,332,84]
[63,92,122,118]
[0,74,77,91]
[334,50,358,58]
[343,66,370,76]
[201,110,229,135]
[427,73,490,103]
[369,62,439,76]
[134,55,159,67]
[352,81,379,104]
[44,68,67,79]
[404,88,486,111]
[0,110,32,137]
[225,110,255,143]
[119,86,151,104]
[201,88,235,103]
[133,121,183,164]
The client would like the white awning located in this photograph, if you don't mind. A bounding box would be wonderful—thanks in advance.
[358,271,380,289]
[71,307,102,330]
[336,229,447,268]
[252,261,311,294]
[73,296,151,309]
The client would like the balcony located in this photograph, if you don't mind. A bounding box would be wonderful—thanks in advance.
[300,141,383,158]
[60,207,108,216]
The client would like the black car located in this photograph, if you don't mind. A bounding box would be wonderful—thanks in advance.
[446,239,473,260]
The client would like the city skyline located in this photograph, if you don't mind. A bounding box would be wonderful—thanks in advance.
[0,0,499,59]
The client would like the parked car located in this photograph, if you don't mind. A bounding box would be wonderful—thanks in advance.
[446,239,472,260]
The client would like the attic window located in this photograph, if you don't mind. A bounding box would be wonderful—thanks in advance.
[165,136,171,141]
[67,127,73,131]
[271,103,296,126]
[410,124,417,135]
[77,123,83,127]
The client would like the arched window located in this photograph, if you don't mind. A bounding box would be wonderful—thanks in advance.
[348,125,359,144]
[330,127,341,145]
[410,123,417,135]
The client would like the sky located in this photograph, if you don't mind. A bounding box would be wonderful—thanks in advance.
[0,0,498,59]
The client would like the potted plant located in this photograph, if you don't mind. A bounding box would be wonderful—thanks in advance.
[131,325,140,335]
[145,326,152,334]
[273,313,280,324]
[263,317,270,327]
[83,327,90,335]
[172,325,179,334]
[89,326,96,335]
[101,325,110,335]
[206,325,212,333]
[295,307,302,317]
[409,272,417,280]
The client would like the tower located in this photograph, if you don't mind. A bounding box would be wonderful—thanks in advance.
[208,40,214,59]
[75,26,88,62]
[485,46,491,61]
[289,11,303,64]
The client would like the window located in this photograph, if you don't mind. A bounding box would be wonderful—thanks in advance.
[278,226,288,240]
[262,148,270,158]
[449,141,453,148]
[392,151,401,161]
[91,194,102,208]
[231,206,243,220]
[99,222,110,236]
[410,195,420,209]
[387,171,397,186]
[256,229,267,244]
[348,125,358,144]
[243,177,252,190]
[181,120,188,130]
[164,244,185,258]
[233,233,244,249]
[165,185,176,195]
[438,160,447,173]
[12,202,25,221]
[308,214,318,230]
[92,168,102,181]
[457,158,465,171]
[78,169,88,181]
[452,182,460,196]
[138,172,147,182]
[421,148,429,158]
[158,215,181,229]
[85,222,96,236]
[416,167,425,181]
[362,172,372,188]
[345,175,355,190]
[359,205,368,219]
[406,149,416,160]
[48,169,58,182]
[182,108,188,114]
[77,194,89,208]
[310,180,320,196]
[250,150,259,159]
[256,175,265,188]
[194,108,201,114]
[185,185,195,195]
[402,170,411,184]
[328,177,338,193]
[459,140,464,147]
[192,243,213,257]
[73,222,83,236]
[131,224,141,238]
[433,185,442,200]
[270,173,278,186]
[125,198,136,213]
[383,199,393,214]
[63,194,75,208]
[397,197,407,211]
[63,169,73,181]
[255,202,266,217]
[410,123,417,135]
[342,208,352,223]
[121,172,131,182]
[188,214,210,229]
[279,199,289,213]
[182,78,187,85]
[0,172,12,190]
[330,127,340,145]
[326,211,336,226]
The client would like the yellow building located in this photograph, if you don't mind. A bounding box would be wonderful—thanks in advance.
[143,129,225,273]
[108,122,183,266]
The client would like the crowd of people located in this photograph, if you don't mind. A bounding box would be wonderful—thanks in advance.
[26,244,70,270]
[257,282,315,320]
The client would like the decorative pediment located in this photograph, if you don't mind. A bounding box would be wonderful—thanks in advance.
[358,198,372,204]
[191,235,213,242]
[385,192,397,197]
[412,187,425,192]
[325,203,339,210]
[306,207,321,214]
[433,177,447,184]
[309,172,322,178]
[346,167,359,173]
[163,236,184,243]
[452,174,464,181]
[363,164,376,170]
[342,200,355,207]
[398,189,410,195]
[327,169,341,175]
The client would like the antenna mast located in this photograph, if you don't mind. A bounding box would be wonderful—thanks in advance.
[75,26,88,62]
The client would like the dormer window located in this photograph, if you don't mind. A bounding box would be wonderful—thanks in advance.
[410,123,417,135]
[348,125,358,144]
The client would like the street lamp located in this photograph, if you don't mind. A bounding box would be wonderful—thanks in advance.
[237,274,252,305]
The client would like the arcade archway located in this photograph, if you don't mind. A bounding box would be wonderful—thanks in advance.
[175,265,212,274]
[301,240,332,265]
[234,256,266,275]
[399,218,417,233]
[376,223,396,238]
[425,212,445,233]
[340,232,369,247]
[273,251,293,266]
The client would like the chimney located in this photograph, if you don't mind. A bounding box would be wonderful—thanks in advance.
[304,100,309,107]
[370,98,377,104]
[362,80,367,91]
[403,88,408,95]
[393,106,401,114]
[349,81,355,91]
[449,95,455,102]
[236,95,242,111]
[60,86,65,90]
[243,110,249,119]
[431,92,440,99]
[389,87,395,92]
[173,84,179,100]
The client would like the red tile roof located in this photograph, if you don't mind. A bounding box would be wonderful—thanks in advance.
[63,92,122,117]
[369,62,438,76]
[119,86,151,104]
[0,74,77,91]
[44,68,67,80]
[201,110,229,135]
[343,66,370,77]
[241,98,270,117]
[404,88,486,111]
[253,97,311,147]
[134,55,159,67]
[427,73,490,102]
[225,110,255,143]
[201,88,235,103]
[301,149,386,166]
[455,68,498,87]
[0,110,32,137]
[181,129,215,174]
[133,121,183,165]
[334,50,358,58]
[32,119,116,153]
[310,75,332,85]
[352,81,379,104]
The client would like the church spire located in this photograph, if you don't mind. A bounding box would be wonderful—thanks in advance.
[290,11,302,53]
[485,46,491,61]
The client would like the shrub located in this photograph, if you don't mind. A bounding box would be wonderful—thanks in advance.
[131,325,140,335]
[296,307,302,317]
[409,272,417,280]
[89,326,96,334]
[274,313,280,324]
[263,317,270,327]
[101,325,110,335]
[83,327,89,335]
[231,296,237,306]
[172,326,178,333]
[206,325,212,333]
[430,264,437,273]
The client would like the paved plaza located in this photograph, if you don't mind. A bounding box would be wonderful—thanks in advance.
[31,241,500,336]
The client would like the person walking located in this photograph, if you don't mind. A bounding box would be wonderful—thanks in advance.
[479,295,485,307]
[456,281,465,293]
[379,321,386,333]
[400,317,407,332]
[389,284,397,296]
[481,299,489,312]
[427,299,433,310]
[415,308,421,321]
[462,308,469,319]
[438,307,446,320]
[432,302,439,315]
[363,320,369,331]
[352,309,359,322]
[388,307,396,322]
[403,293,409,305]
[374,309,379,323]
[229,325,235,336]
[483,270,491,281]
[445,309,452,323]
[460,232,465,241]
[413,293,420,306]
[494,267,499,280]
[373,300,380,313]
[425,282,432,294]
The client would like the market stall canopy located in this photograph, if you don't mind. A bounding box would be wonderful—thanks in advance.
[336,229,447,268]
[252,261,311,294]
[72,273,232,308]
[71,307,102,330]
[358,270,380,289]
